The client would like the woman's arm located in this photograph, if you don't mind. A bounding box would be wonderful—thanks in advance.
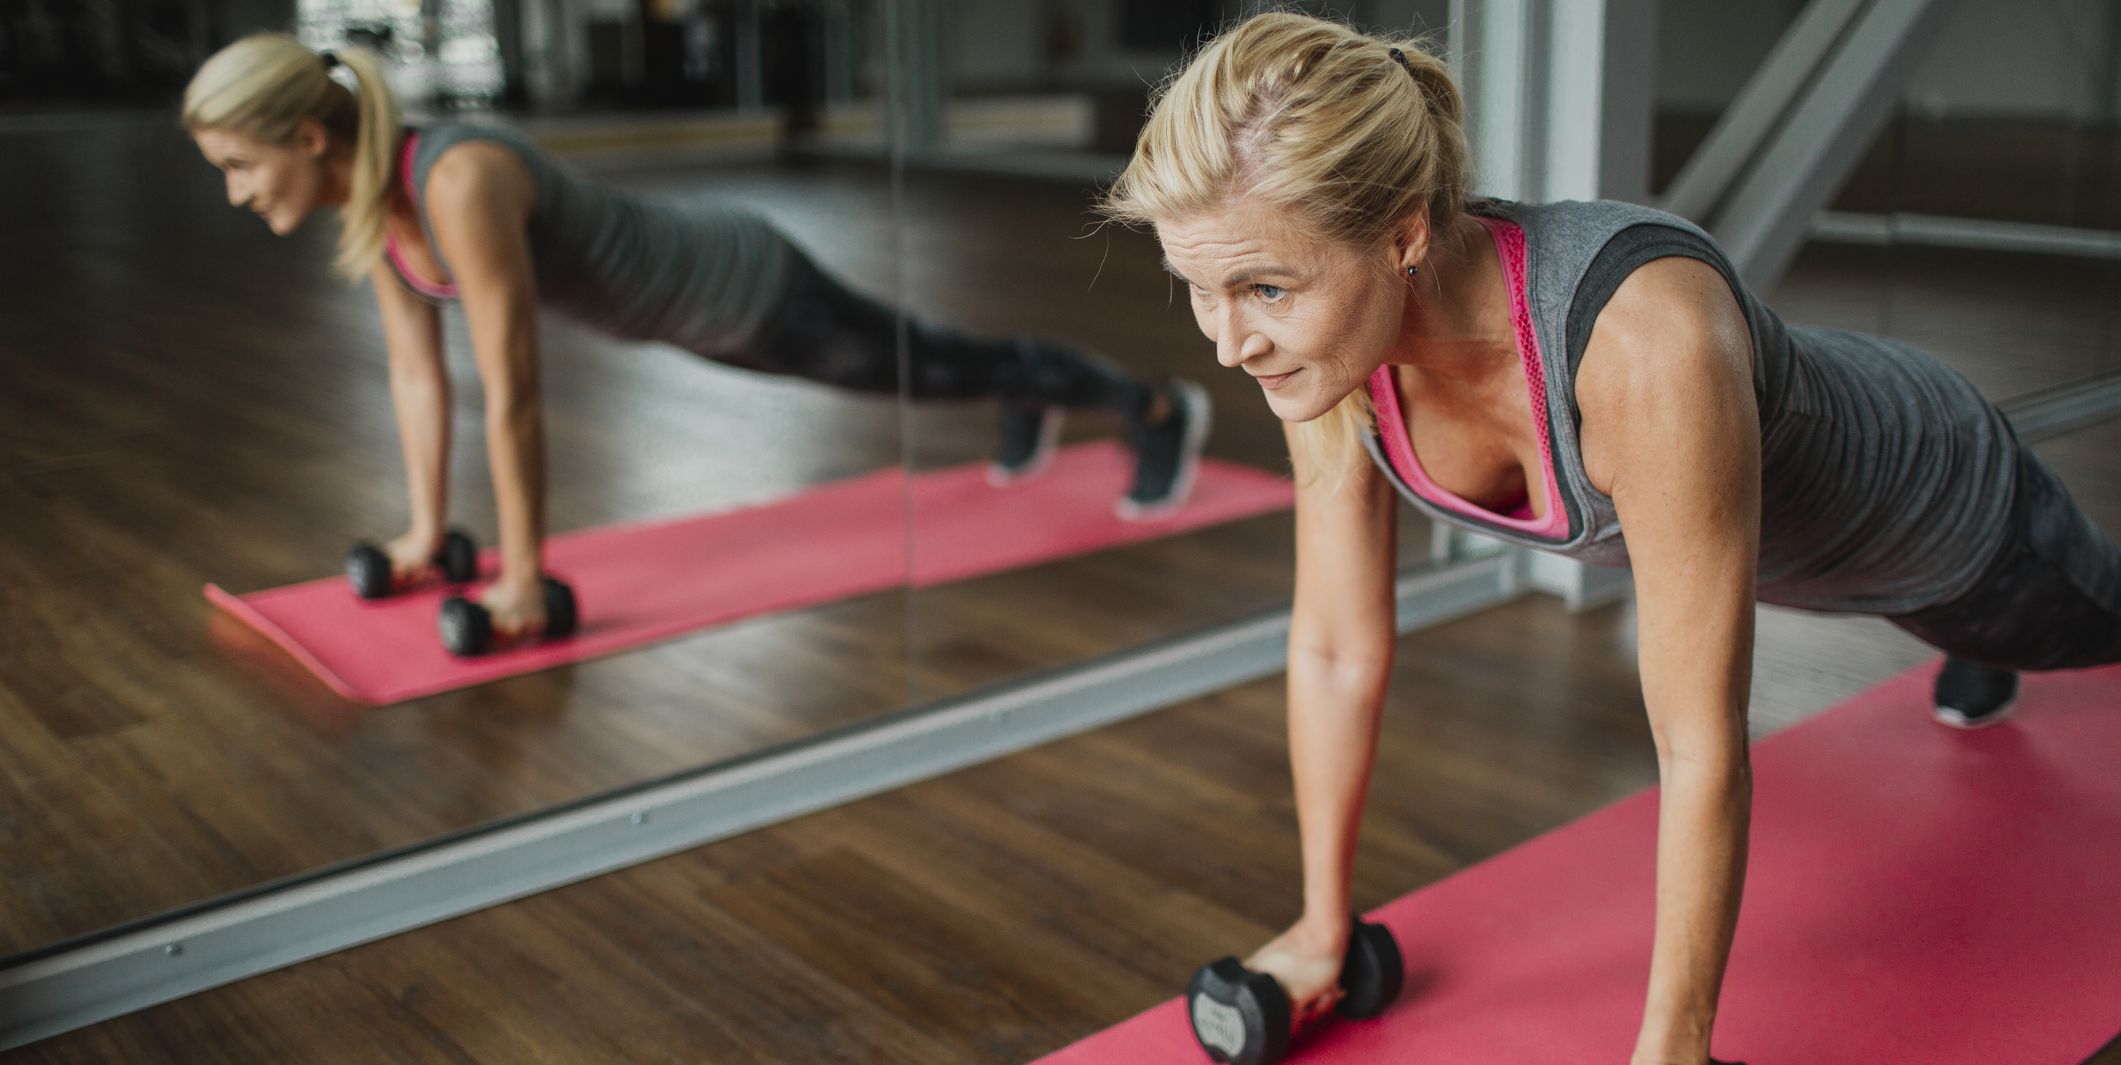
[1247,422,1400,1020]
[421,144,545,629]
[1578,256,1761,1065]
[369,256,451,567]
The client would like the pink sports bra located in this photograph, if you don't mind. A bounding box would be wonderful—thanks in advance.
[1365,214,1569,540]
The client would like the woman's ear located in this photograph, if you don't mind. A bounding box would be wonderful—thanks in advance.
[296,116,330,160]
[1394,203,1434,272]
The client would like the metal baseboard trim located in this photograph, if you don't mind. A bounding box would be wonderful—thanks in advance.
[0,554,1522,1050]
[1813,211,2121,261]
[2001,373,2121,443]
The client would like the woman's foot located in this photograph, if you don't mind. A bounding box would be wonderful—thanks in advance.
[1117,379,1212,521]
[988,404,1064,486]
[1933,656,2019,728]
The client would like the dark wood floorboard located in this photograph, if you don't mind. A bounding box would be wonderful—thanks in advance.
[13,414,2118,1063]
[2,111,2117,1052]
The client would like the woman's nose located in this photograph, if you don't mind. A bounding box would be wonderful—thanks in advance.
[1214,308,1252,369]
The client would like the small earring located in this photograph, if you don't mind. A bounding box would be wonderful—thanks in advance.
[1405,264,1421,278]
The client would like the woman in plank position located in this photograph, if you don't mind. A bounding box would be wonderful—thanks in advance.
[1102,12,2121,1063]
[184,34,1210,638]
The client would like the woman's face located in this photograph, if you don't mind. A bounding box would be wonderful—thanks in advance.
[1157,198,1408,423]
[192,122,332,237]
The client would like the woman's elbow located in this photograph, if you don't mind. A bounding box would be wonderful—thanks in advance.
[483,386,541,431]
[1288,635,1395,694]
[1653,728,1752,787]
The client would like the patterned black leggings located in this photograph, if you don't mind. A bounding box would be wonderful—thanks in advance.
[1889,448,2121,671]
[728,248,1154,418]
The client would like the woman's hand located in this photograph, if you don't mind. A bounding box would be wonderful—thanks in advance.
[385,527,446,583]
[1242,915,1351,1027]
[475,571,549,638]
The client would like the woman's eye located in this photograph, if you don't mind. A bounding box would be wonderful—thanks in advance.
[1253,284,1287,303]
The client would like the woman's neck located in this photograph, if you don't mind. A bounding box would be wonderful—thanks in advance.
[320,140,357,208]
[1388,211,1516,385]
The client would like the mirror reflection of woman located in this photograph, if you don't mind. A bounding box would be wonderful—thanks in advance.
[183,35,1210,637]
[1103,13,2121,1065]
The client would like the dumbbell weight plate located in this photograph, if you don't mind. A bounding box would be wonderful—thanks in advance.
[1186,957,1290,1065]
[1335,920,1404,1019]
[437,529,479,583]
[541,577,579,638]
[438,595,492,657]
[346,543,391,600]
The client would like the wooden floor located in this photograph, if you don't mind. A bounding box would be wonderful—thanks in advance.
[4,116,2120,1061]
[12,416,2119,1063]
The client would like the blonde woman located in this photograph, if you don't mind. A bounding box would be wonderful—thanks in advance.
[183,34,1210,640]
[1103,12,2120,1064]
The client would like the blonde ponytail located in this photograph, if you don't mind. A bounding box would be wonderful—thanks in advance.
[330,47,399,278]
[184,34,401,279]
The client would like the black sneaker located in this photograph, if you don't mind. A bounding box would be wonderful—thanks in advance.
[1932,656,2019,729]
[988,404,1063,487]
[1117,379,1212,521]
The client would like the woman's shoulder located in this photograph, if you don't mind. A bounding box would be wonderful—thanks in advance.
[410,122,546,207]
[413,122,545,181]
[416,119,542,152]
[1478,196,1715,245]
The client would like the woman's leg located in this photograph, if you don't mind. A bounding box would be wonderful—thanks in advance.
[1888,448,2121,724]
[738,250,1211,514]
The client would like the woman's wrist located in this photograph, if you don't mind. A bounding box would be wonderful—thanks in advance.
[1293,904,1353,951]
[1632,1010,1715,1064]
[496,552,543,589]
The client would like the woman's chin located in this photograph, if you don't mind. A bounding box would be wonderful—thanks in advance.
[265,210,309,236]
[1260,383,1341,423]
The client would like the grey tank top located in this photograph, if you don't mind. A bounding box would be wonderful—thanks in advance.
[1363,198,2018,615]
[394,121,793,356]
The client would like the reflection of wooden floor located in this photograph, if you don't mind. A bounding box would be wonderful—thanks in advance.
[3,121,2119,1062]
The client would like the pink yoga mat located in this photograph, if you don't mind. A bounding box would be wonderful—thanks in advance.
[207,442,1292,705]
[1038,663,2121,1064]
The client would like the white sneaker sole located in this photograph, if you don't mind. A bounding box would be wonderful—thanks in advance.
[1933,696,2018,730]
[986,407,1065,488]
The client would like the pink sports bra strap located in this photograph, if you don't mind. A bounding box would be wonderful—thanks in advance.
[1366,214,1568,540]
[384,131,460,301]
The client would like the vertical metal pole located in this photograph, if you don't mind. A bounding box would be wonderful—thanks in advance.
[1455,0,1536,200]
[894,0,943,154]
[1545,0,1656,203]
[1462,0,1656,203]
[735,0,763,113]
[2098,0,2121,125]
[620,0,643,87]
[822,0,854,103]
[492,0,528,104]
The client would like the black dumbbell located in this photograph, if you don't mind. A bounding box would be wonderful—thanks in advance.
[1186,919,1403,1065]
[346,528,479,600]
[438,576,579,656]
